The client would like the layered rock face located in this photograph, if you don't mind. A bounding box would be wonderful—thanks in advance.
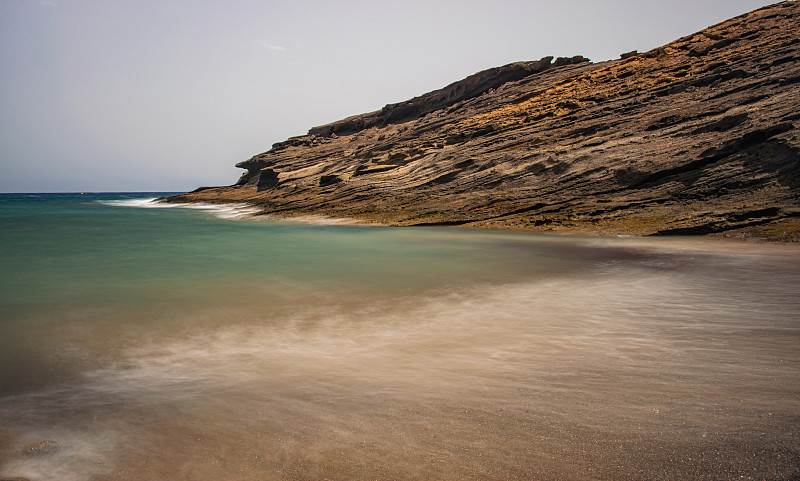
[170,2,800,240]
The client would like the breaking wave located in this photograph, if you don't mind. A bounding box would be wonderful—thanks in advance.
[97,198,261,219]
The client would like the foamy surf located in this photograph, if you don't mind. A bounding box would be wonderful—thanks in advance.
[280,213,369,225]
[97,198,262,220]
[98,197,374,225]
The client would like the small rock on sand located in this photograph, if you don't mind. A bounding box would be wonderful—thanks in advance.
[22,440,61,457]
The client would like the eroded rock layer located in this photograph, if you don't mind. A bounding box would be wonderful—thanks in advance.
[170,2,800,240]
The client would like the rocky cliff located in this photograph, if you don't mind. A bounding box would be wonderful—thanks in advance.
[169,1,800,240]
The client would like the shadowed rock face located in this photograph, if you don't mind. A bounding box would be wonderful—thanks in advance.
[169,2,800,240]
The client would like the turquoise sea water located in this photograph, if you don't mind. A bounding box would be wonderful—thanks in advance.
[1,193,799,480]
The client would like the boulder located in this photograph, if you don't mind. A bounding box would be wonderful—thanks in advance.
[553,55,591,67]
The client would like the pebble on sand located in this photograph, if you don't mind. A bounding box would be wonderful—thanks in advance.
[21,440,61,457]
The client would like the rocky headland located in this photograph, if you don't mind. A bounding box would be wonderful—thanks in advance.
[168,1,800,241]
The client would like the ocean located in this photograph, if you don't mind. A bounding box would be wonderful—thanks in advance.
[1,192,798,480]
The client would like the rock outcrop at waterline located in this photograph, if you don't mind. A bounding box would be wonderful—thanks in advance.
[169,1,800,240]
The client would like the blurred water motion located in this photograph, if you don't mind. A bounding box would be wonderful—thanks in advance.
[1,194,798,480]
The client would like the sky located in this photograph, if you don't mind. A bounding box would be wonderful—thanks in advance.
[0,0,779,193]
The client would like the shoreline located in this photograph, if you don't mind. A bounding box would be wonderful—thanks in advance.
[162,192,800,243]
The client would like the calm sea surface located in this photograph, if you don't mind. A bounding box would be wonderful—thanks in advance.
[1,192,799,480]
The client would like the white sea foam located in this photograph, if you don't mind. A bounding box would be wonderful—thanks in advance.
[96,197,162,208]
[97,198,262,220]
[171,201,262,219]
[281,214,368,225]
[97,197,377,225]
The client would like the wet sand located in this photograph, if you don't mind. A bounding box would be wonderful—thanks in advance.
[1,227,799,480]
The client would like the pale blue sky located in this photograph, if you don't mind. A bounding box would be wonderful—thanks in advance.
[0,0,778,192]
